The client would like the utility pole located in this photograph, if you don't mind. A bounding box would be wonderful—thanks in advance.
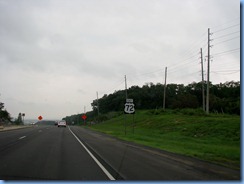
[200,48,205,112]
[96,91,100,115]
[206,28,211,114]
[84,106,86,125]
[163,67,167,110]
[77,113,79,125]
[22,113,25,125]
[125,75,128,100]
[124,75,128,135]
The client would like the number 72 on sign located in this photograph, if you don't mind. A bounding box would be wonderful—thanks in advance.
[124,103,135,114]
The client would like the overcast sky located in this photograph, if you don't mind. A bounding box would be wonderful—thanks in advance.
[0,0,240,120]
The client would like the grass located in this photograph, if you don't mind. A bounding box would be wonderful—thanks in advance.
[88,109,240,169]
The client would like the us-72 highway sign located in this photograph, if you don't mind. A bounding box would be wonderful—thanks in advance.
[124,100,135,114]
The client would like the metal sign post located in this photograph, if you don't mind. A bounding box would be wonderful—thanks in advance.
[124,114,127,135]
[124,99,135,135]
[82,114,87,125]
[132,114,135,134]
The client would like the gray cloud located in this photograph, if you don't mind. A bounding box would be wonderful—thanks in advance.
[0,0,240,119]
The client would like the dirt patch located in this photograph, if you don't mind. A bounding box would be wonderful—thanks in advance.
[0,125,32,132]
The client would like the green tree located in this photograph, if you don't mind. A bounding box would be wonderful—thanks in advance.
[14,113,23,125]
[89,80,240,116]
[0,102,11,122]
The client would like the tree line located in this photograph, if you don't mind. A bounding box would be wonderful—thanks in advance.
[0,102,11,123]
[91,80,240,115]
[64,80,239,124]
[0,102,25,125]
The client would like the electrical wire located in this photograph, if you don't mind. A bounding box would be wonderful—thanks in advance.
[211,17,240,30]
[214,36,240,46]
[211,70,240,75]
[98,18,240,94]
[127,68,163,78]
[212,24,240,33]
[212,48,240,57]
[168,54,199,74]
[213,31,240,40]
[100,78,125,95]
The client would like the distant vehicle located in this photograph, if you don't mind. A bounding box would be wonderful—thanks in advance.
[58,120,66,127]
[54,121,58,126]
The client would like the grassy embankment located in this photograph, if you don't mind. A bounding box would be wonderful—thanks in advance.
[88,109,240,169]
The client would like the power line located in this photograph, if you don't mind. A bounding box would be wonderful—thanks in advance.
[168,54,199,74]
[100,78,125,95]
[124,30,210,83]
[176,71,199,79]
[212,24,240,33]
[211,17,240,29]
[211,62,240,71]
[212,69,239,73]
[212,48,240,57]
[102,20,240,92]
[128,71,163,87]
[126,32,207,80]
[214,36,240,46]
[212,70,240,75]
[127,68,163,78]
[167,32,207,69]
[213,31,240,40]
[176,32,207,59]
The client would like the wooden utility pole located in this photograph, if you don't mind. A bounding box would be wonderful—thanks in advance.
[96,91,100,115]
[163,67,167,110]
[200,48,205,112]
[125,75,128,100]
[206,28,211,114]
[124,75,128,135]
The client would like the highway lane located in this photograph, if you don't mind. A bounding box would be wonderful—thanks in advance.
[0,125,111,180]
[0,125,240,181]
[70,126,240,180]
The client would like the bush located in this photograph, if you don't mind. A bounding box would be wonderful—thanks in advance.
[179,108,206,116]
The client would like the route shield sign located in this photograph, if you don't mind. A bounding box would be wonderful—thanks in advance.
[124,99,135,114]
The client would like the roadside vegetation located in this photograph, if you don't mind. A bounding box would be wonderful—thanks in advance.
[0,102,26,125]
[63,80,240,169]
[88,109,240,170]
[0,102,12,126]
[91,81,240,115]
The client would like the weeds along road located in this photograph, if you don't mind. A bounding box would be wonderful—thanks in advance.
[0,125,240,181]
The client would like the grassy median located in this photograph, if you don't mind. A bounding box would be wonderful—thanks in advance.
[88,109,240,169]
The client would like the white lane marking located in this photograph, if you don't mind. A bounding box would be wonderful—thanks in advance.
[68,126,115,180]
[19,136,26,140]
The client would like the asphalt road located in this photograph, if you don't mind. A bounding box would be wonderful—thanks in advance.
[0,125,240,181]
